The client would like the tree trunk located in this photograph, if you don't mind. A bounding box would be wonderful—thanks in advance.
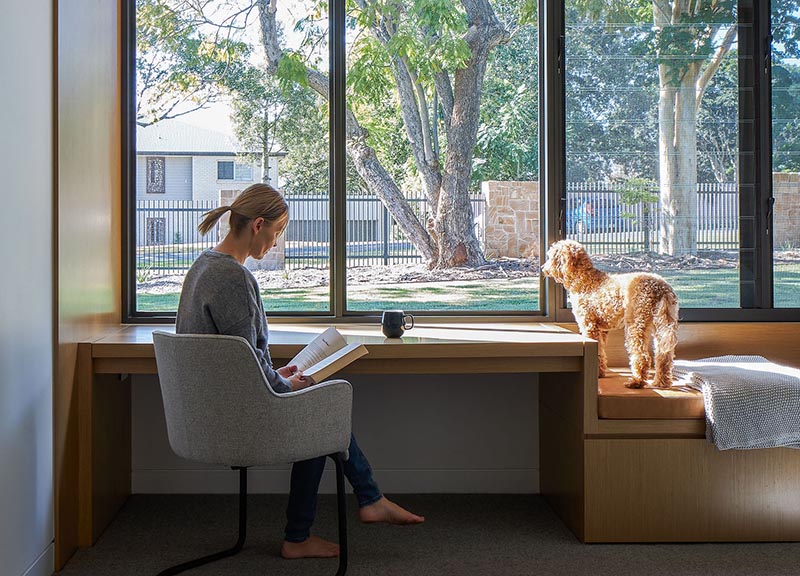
[430,3,507,268]
[654,0,697,256]
[257,0,509,268]
[433,54,490,267]
[657,66,698,255]
[653,0,735,256]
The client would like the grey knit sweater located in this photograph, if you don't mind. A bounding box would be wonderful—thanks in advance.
[176,250,292,393]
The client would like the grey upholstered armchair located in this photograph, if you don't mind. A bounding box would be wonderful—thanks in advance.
[152,330,353,576]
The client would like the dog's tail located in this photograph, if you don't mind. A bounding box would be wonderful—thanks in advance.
[654,289,679,347]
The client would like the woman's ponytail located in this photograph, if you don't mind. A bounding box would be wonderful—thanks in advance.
[197,205,232,236]
[197,183,289,237]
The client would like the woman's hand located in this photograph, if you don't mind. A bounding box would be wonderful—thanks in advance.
[288,372,316,391]
[277,364,298,378]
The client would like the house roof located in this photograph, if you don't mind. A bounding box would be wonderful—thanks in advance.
[136,119,257,156]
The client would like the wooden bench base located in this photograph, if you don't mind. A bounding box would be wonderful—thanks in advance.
[542,323,800,543]
[584,438,800,542]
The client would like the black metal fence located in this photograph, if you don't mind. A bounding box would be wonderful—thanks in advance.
[136,200,219,277]
[565,181,739,254]
[136,182,739,276]
[283,194,485,269]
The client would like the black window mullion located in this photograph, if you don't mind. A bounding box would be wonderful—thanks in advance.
[543,0,566,320]
[755,0,775,308]
[331,0,346,318]
[122,0,137,322]
[739,0,775,309]
[739,0,758,308]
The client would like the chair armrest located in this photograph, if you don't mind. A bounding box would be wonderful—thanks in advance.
[264,379,353,463]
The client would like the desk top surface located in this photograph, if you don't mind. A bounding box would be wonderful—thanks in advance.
[90,322,590,359]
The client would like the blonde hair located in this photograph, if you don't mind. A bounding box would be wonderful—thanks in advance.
[198,183,289,237]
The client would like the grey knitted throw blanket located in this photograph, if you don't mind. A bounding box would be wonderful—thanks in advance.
[673,355,800,451]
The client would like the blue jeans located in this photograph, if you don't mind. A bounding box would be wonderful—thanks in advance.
[284,433,382,543]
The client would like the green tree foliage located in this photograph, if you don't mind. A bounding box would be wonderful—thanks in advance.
[565,3,658,181]
[772,60,800,173]
[473,0,539,185]
[696,56,737,183]
[135,0,250,126]
[766,0,800,173]
[618,175,658,251]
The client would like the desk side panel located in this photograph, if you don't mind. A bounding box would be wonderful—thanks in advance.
[539,370,586,541]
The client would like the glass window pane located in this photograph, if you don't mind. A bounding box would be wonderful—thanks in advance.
[564,1,740,309]
[344,1,540,313]
[217,161,234,180]
[772,2,800,308]
[234,162,253,181]
[134,0,331,314]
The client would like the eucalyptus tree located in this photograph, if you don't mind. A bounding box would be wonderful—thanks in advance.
[256,0,536,268]
[571,0,800,256]
[570,0,737,255]
[140,0,536,267]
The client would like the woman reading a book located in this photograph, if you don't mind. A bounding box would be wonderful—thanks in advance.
[176,183,424,560]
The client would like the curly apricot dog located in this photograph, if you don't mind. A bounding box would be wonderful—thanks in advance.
[542,240,679,388]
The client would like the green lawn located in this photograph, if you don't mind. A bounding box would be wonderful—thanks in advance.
[662,266,800,308]
[137,278,539,312]
[136,265,800,312]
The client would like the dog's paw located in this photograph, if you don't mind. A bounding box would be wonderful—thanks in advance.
[653,379,672,389]
[625,379,645,389]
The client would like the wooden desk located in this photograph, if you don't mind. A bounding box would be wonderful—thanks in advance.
[75,323,597,545]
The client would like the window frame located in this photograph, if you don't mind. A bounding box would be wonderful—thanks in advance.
[121,0,798,323]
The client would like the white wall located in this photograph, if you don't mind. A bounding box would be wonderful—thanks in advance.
[132,372,539,494]
[0,2,55,576]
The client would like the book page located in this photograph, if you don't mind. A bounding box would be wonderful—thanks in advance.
[303,343,368,382]
[288,327,347,372]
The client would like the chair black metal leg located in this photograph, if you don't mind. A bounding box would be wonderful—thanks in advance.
[330,452,348,576]
[156,467,248,576]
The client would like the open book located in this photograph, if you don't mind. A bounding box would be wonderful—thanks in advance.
[288,327,368,382]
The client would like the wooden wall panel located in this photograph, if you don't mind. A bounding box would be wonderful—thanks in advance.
[55,0,122,568]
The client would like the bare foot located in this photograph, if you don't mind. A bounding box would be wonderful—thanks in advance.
[358,496,425,525]
[280,535,339,559]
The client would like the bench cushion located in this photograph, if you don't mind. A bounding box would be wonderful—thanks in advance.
[598,369,704,419]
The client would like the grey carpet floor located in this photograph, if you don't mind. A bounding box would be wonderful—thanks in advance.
[58,494,800,576]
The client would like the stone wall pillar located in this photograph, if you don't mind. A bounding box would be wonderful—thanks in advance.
[219,189,286,271]
[482,181,540,261]
[773,173,800,249]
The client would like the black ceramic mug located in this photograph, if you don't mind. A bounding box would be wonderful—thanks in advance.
[381,310,414,338]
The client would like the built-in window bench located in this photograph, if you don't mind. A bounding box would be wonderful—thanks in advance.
[542,322,800,542]
[69,321,800,550]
